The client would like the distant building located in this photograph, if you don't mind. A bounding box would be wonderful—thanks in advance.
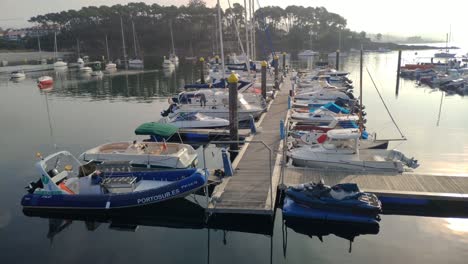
[4,29,27,41]
[3,25,58,41]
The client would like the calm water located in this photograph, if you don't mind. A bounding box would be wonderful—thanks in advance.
[0,50,467,264]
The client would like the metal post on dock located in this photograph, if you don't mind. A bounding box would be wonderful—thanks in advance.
[396,50,402,96]
[261,60,267,99]
[274,55,279,90]
[199,57,205,84]
[228,73,239,152]
[282,52,286,74]
[335,50,340,71]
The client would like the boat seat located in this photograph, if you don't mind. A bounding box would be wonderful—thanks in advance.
[373,155,385,162]
[51,171,68,184]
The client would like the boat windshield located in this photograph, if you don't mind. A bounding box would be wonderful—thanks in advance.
[38,151,84,179]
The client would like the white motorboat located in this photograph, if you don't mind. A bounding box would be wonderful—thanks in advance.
[80,66,93,73]
[289,128,389,150]
[10,70,26,79]
[168,93,264,122]
[53,59,68,68]
[159,112,229,129]
[294,88,352,101]
[288,129,418,173]
[105,63,117,71]
[80,141,198,169]
[298,50,319,57]
[175,89,266,110]
[291,110,359,123]
[162,56,175,69]
[129,58,144,69]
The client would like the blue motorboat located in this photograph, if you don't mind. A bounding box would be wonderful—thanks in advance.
[283,181,381,224]
[22,151,207,210]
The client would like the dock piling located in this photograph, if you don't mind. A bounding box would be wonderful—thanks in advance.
[261,61,267,99]
[228,73,239,152]
[396,50,402,96]
[282,52,286,75]
[221,148,234,176]
[335,50,340,71]
[200,57,205,84]
[274,55,279,90]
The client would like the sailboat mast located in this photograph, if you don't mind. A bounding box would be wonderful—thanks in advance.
[169,20,176,55]
[105,35,110,62]
[132,20,138,58]
[244,0,250,63]
[359,46,364,132]
[37,36,42,59]
[54,32,58,62]
[251,0,255,60]
[120,16,128,70]
[77,39,80,58]
[216,0,225,79]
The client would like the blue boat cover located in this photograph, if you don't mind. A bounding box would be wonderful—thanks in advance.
[321,102,350,114]
[282,197,379,224]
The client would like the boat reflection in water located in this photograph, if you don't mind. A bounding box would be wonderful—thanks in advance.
[282,217,380,254]
[23,198,207,241]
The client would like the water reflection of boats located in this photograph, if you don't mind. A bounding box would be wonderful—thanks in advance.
[283,217,379,253]
[23,198,207,239]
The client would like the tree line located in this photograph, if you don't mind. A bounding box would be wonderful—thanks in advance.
[23,1,374,60]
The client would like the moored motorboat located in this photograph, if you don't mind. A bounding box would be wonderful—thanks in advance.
[159,112,229,129]
[289,128,389,150]
[81,141,198,169]
[10,70,26,79]
[288,129,419,173]
[283,181,381,224]
[21,151,207,210]
[37,76,53,86]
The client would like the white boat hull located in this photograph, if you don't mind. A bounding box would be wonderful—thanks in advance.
[172,109,262,122]
[290,157,403,173]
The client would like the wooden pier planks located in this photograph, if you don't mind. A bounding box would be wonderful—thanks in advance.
[208,77,291,214]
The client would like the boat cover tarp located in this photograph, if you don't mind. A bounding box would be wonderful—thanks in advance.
[321,102,350,114]
[135,122,178,137]
[282,197,379,224]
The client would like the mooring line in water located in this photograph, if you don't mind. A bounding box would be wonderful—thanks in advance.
[366,67,406,140]
[436,91,445,127]
[43,91,57,149]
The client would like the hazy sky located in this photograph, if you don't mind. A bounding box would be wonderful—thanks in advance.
[1,0,466,43]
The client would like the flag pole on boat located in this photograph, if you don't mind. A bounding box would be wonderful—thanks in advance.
[359,45,364,133]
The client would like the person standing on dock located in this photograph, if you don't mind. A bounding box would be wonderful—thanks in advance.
[199,93,207,107]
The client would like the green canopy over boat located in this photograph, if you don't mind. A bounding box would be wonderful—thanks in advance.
[135,122,179,137]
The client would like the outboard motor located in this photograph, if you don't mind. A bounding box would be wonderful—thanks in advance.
[345,91,355,99]
[161,103,177,117]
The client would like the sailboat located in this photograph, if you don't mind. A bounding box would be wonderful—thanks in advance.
[128,20,144,69]
[53,32,67,69]
[434,32,456,58]
[104,35,117,72]
[168,21,179,65]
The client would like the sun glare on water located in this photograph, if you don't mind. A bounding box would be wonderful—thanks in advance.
[445,218,468,234]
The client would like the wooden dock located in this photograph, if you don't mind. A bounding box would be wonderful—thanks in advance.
[205,72,468,218]
[281,167,468,216]
[282,167,468,201]
[207,77,291,215]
